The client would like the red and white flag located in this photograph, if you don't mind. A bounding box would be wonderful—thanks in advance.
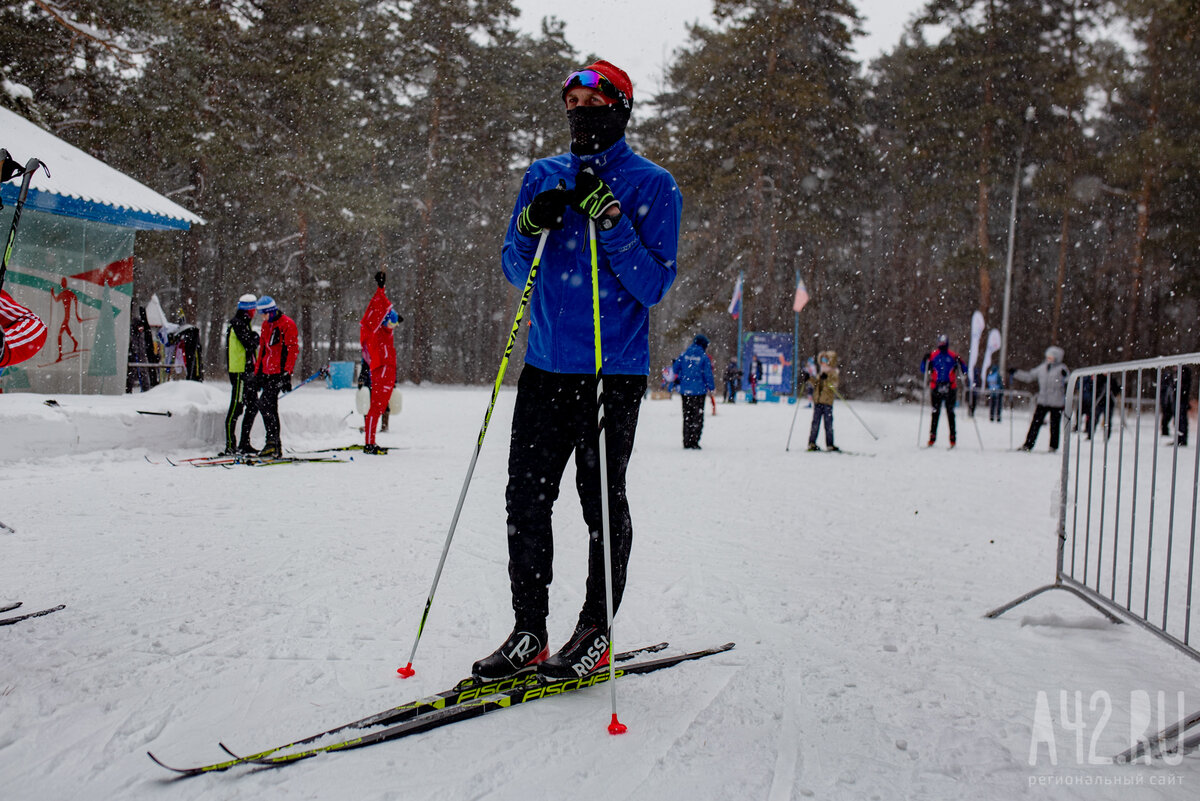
[728,275,743,319]
[793,277,810,313]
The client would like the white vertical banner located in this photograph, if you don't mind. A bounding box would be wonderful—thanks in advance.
[981,328,1002,381]
[968,310,985,387]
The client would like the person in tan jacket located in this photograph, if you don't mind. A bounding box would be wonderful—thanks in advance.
[806,350,840,452]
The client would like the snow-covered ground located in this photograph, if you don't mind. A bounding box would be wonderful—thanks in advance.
[1,381,1197,800]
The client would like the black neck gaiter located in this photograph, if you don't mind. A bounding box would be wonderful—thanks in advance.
[567,105,631,155]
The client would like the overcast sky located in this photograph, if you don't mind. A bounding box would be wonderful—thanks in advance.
[512,0,929,97]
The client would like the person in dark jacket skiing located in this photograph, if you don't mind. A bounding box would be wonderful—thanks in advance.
[222,294,259,455]
[723,359,742,403]
[1159,365,1191,447]
[472,59,681,684]
[672,334,715,449]
[1013,346,1070,452]
[252,295,298,458]
[920,334,967,447]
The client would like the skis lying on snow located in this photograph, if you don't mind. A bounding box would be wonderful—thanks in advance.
[0,604,65,626]
[189,455,347,467]
[148,454,348,467]
[289,444,366,453]
[148,642,733,776]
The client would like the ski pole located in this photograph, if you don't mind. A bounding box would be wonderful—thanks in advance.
[280,364,329,398]
[785,377,805,451]
[396,226,551,679]
[588,216,625,736]
[831,387,879,440]
[1,156,49,295]
[917,381,927,447]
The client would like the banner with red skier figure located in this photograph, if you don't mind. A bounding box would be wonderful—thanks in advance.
[0,210,134,393]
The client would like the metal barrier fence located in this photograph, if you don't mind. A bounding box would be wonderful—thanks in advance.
[987,353,1200,759]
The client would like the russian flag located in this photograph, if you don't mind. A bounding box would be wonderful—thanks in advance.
[793,277,809,313]
[727,275,743,319]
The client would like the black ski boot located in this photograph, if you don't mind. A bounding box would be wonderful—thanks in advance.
[537,624,610,681]
[471,628,548,683]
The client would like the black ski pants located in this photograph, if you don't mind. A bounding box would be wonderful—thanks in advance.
[505,365,644,633]
[681,394,705,448]
[224,372,258,450]
[989,390,1003,421]
[929,384,957,442]
[1024,404,1064,450]
[809,402,834,447]
[257,373,284,447]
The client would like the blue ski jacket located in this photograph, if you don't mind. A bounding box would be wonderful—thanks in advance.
[672,343,715,396]
[501,137,682,375]
[921,346,967,388]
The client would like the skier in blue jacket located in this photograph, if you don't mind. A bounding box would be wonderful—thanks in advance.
[672,334,716,449]
[920,334,968,447]
[473,60,682,683]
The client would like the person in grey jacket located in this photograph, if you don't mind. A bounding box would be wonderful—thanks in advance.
[1012,346,1070,452]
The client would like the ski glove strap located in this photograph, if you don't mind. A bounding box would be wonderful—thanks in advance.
[516,187,570,237]
[572,168,620,222]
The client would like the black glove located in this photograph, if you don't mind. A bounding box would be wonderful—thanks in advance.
[375,271,386,288]
[516,186,570,237]
[572,168,620,225]
[281,373,293,393]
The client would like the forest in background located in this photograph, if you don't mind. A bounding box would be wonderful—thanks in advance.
[3,0,1198,395]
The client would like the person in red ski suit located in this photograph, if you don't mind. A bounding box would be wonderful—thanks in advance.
[359,272,400,454]
[0,289,48,368]
[252,295,298,457]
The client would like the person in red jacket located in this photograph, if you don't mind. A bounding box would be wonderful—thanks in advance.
[359,271,401,454]
[253,295,298,458]
[0,289,48,368]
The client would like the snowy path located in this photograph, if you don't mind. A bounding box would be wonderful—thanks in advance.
[1,383,1197,799]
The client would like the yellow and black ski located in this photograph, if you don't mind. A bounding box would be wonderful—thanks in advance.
[147,641,677,776]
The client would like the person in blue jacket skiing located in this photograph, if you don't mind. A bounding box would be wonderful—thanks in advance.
[920,334,968,447]
[472,60,682,683]
[672,334,715,449]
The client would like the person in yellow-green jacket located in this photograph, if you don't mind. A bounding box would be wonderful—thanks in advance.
[806,350,840,452]
[222,294,259,455]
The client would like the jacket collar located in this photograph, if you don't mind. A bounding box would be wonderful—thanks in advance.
[571,137,632,172]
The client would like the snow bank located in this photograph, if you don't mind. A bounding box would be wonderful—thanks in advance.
[0,381,350,460]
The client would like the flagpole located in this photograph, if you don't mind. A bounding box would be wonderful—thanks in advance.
[736,270,744,381]
[793,268,799,398]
